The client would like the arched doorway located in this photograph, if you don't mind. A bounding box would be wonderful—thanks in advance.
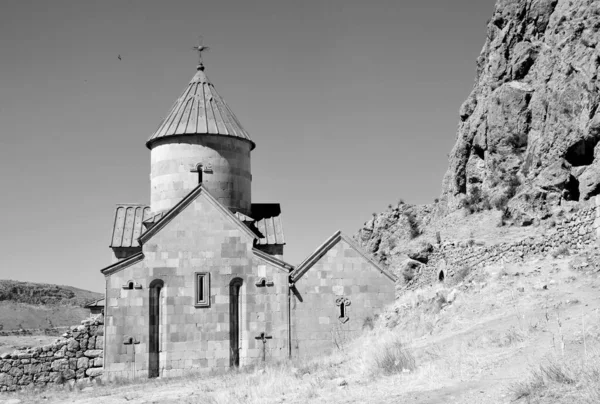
[229,278,243,367]
[149,279,164,378]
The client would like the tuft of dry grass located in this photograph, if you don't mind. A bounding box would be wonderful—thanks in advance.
[452,265,472,285]
[511,369,546,401]
[358,331,416,376]
[551,245,570,258]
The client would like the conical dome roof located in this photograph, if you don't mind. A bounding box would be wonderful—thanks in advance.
[147,64,254,149]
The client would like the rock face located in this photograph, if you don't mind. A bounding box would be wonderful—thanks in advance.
[408,202,599,289]
[355,202,438,274]
[355,0,600,278]
[442,0,600,220]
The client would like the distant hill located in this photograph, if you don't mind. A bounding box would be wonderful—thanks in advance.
[0,280,102,331]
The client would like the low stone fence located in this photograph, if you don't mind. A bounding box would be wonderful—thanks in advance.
[411,203,599,288]
[0,315,104,391]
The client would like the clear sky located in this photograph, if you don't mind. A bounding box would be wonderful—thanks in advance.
[0,0,495,292]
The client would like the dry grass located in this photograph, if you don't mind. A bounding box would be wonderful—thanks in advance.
[452,265,472,284]
[356,330,416,376]
[511,351,600,403]
[551,245,570,258]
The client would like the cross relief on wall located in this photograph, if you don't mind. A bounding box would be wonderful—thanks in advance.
[335,297,351,323]
[189,163,213,173]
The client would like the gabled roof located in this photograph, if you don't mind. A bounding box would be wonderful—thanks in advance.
[147,64,255,150]
[289,231,397,283]
[85,298,105,308]
[234,203,285,246]
[252,248,294,273]
[252,204,285,246]
[110,205,152,248]
[100,252,144,276]
[138,184,257,245]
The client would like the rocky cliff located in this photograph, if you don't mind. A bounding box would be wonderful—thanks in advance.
[356,0,600,275]
[443,0,600,221]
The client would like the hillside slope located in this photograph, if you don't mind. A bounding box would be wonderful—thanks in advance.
[0,280,101,331]
[0,280,101,307]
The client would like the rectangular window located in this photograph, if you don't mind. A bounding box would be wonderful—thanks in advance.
[195,272,210,307]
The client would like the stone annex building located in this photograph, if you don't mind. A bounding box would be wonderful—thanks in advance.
[99,57,397,379]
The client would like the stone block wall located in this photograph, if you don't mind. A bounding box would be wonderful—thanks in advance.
[104,193,289,380]
[0,315,104,391]
[291,239,395,357]
[150,135,252,215]
[410,202,599,289]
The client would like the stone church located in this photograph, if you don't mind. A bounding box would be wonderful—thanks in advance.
[99,56,397,379]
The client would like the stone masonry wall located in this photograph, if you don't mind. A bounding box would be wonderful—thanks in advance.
[291,239,395,358]
[104,193,289,380]
[150,135,252,215]
[0,315,104,391]
[410,199,600,289]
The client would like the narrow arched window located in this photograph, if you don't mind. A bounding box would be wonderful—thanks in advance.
[230,278,243,367]
[148,279,164,378]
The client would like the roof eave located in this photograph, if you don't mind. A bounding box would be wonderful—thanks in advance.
[100,252,144,276]
[145,131,256,151]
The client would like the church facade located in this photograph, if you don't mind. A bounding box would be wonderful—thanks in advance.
[100,59,396,380]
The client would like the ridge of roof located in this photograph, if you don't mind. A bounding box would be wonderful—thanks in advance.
[100,252,144,276]
[289,231,397,283]
[338,233,398,282]
[251,248,294,273]
[146,65,255,150]
[138,184,258,245]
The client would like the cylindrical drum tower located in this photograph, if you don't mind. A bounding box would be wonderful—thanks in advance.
[146,63,255,215]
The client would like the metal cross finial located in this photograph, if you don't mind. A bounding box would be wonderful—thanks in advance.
[192,36,210,68]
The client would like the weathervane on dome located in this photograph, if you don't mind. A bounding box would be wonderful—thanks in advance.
[193,35,210,70]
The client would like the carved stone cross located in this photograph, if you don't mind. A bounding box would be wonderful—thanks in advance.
[255,332,272,362]
[335,297,351,323]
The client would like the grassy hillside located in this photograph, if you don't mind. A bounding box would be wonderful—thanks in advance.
[0,280,102,331]
[0,280,101,307]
